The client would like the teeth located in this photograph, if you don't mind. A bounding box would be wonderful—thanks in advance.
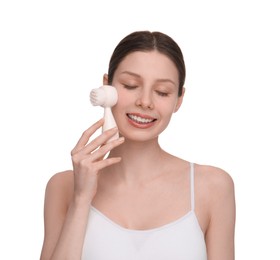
[128,114,154,124]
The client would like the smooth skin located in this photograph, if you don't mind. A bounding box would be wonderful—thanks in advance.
[40,51,235,260]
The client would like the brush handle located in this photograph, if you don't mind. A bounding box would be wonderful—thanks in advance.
[103,107,119,143]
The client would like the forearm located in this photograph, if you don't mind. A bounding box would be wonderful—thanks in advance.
[50,199,90,260]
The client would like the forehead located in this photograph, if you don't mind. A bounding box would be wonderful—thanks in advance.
[115,51,179,82]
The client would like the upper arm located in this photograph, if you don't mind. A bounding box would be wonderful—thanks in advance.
[40,171,74,260]
[205,168,236,260]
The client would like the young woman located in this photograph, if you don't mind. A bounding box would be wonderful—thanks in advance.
[40,31,235,260]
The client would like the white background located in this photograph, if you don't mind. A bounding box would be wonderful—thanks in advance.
[0,0,279,259]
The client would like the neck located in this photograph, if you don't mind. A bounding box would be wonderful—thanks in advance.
[107,138,168,184]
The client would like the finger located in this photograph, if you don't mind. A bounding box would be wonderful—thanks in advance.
[83,127,119,155]
[71,118,104,155]
[88,136,125,161]
[92,157,122,172]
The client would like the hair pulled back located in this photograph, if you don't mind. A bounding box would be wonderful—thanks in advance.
[107,31,185,97]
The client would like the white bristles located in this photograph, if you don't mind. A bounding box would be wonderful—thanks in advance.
[89,85,119,142]
[90,88,106,106]
[89,85,118,108]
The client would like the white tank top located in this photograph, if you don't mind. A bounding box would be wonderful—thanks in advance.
[82,163,207,260]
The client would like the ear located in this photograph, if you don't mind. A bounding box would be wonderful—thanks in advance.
[103,74,109,85]
[174,87,185,113]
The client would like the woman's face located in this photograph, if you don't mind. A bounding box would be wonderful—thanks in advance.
[105,50,184,142]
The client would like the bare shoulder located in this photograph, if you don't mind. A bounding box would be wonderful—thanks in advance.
[194,164,235,258]
[195,163,235,196]
[193,164,235,235]
[46,170,74,189]
[194,163,235,216]
[40,171,74,259]
[45,170,74,208]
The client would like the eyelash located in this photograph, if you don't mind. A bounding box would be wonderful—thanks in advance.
[123,84,138,90]
[156,91,169,97]
[123,85,169,97]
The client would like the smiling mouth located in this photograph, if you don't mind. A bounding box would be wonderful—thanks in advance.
[126,114,157,124]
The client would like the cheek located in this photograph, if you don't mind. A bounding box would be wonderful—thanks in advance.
[112,94,129,118]
[115,88,132,106]
[113,95,127,112]
[157,98,178,115]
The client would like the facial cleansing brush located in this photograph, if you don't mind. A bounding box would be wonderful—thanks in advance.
[90,85,119,143]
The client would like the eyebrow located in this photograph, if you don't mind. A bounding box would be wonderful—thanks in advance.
[120,71,176,86]
[120,71,141,78]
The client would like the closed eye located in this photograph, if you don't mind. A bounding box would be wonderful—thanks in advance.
[156,91,169,97]
[123,84,138,90]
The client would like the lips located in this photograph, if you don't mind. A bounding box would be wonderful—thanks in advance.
[126,113,157,126]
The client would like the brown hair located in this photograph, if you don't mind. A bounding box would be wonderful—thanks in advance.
[107,31,185,97]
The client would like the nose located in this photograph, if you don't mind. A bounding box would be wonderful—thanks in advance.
[135,89,154,109]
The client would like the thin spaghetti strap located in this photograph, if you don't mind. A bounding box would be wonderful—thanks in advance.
[190,162,195,211]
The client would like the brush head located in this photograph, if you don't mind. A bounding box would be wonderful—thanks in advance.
[90,85,118,107]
